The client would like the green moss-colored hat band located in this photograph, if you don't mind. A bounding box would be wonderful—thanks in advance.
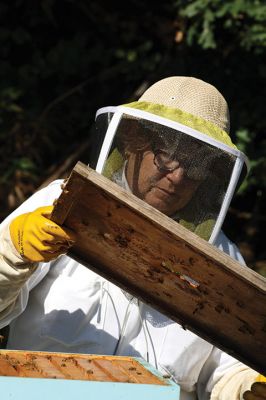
[124,101,237,150]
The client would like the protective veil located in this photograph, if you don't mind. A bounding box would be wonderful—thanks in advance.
[89,78,248,243]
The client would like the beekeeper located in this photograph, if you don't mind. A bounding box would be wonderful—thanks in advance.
[0,77,264,400]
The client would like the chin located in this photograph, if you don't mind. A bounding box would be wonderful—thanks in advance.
[143,191,183,216]
[145,198,173,216]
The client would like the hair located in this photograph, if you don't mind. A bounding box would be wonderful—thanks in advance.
[116,118,157,153]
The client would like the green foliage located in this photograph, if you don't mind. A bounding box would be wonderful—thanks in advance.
[235,128,266,193]
[0,1,265,266]
[176,0,266,51]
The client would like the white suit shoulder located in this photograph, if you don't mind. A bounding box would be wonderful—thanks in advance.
[213,230,246,265]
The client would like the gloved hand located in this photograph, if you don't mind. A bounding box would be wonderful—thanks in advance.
[243,375,266,400]
[9,206,76,262]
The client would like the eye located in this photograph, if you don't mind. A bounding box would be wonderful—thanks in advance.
[170,96,176,100]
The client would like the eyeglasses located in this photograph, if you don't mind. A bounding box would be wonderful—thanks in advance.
[153,150,208,181]
[153,150,181,173]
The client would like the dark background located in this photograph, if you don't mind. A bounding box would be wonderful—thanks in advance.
[0,1,265,275]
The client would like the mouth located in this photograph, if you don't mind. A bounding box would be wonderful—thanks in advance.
[154,187,177,196]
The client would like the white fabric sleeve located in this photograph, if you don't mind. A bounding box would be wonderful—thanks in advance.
[0,224,37,317]
[0,179,63,328]
[210,364,258,400]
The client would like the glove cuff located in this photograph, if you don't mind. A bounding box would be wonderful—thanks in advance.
[211,364,258,400]
[1,223,33,266]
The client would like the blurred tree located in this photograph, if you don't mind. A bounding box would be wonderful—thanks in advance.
[0,0,265,272]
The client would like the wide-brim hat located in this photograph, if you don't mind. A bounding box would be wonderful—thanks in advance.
[138,76,230,134]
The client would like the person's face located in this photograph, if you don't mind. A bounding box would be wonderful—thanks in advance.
[126,149,201,216]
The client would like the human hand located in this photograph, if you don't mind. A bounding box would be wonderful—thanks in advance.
[243,375,266,400]
[9,205,76,262]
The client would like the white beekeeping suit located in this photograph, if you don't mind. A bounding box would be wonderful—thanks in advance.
[0,77,260,400]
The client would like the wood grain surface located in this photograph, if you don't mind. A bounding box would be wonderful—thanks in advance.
[0,350,165,384]
[51,161,266,374]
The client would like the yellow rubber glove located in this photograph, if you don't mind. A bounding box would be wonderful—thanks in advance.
[9,206,76,262]
[243,375,266,400]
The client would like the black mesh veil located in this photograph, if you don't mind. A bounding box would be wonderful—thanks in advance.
[90,108,247,243]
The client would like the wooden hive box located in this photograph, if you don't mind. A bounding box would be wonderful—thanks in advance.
[50,162,266,374]
[0,350,180,400]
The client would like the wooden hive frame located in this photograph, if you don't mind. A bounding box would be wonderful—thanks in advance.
[50,162,266,374]
[0,350,180,400]
[0,350,165,384]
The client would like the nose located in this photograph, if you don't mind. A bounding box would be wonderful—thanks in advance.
[165,166,186,184]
